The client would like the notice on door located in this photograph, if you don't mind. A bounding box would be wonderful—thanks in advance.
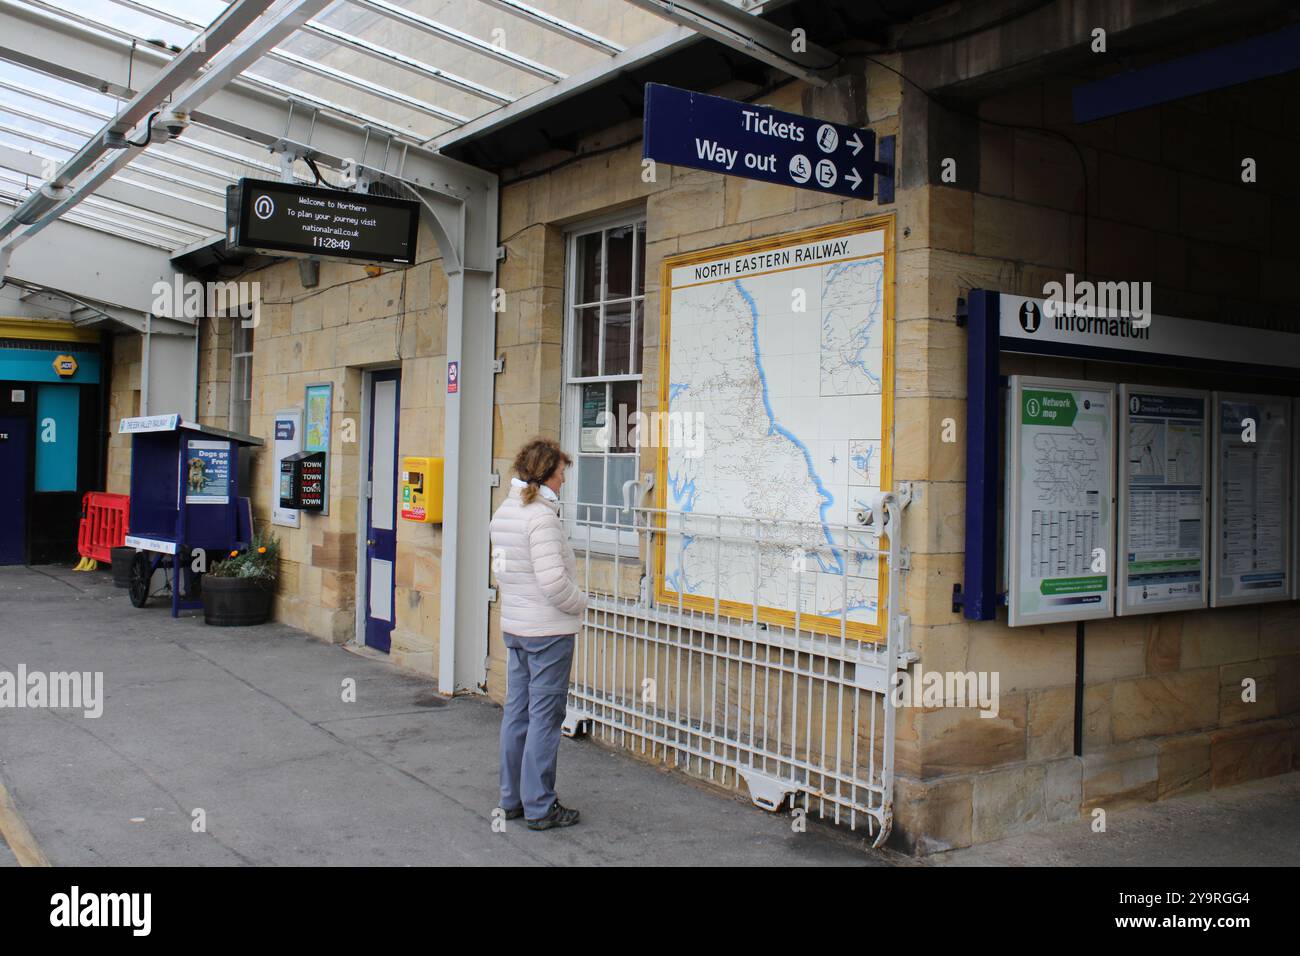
[1117,387,1208,615]
[1007,376,1115,627]
[1211,393,1291,606]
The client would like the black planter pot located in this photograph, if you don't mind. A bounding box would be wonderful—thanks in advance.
[110,546,136,588]
[201,576,274,626]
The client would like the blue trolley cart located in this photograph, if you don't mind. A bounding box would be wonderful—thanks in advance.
[119,414,263,617]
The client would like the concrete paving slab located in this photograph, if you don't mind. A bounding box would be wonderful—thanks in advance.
[2,564,1296,867]
[0,566,881,866]
[932,771,1300,867]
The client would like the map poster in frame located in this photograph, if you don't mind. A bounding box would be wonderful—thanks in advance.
[304,382,332,516]
[655,216,894,642]
[1210,392,1291,607]
[1116,385,1209,616]
[1006,375,1116,627]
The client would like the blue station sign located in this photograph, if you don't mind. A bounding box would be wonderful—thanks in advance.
[643,83,893,202]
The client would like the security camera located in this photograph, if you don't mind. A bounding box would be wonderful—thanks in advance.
[160,110,190,139]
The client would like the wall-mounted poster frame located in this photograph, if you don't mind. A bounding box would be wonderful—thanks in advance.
[304,382,332,516]
[184,439,232,505]
[1006,375,1116,627]
[1116,385,1209,616]
[1210,392,1291,607]
[655,215,895,642]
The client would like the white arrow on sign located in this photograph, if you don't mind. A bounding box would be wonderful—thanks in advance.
[847,133,864,156]
[846,167,863,190]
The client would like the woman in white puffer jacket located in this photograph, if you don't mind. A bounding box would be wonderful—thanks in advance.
[489,437,587,830]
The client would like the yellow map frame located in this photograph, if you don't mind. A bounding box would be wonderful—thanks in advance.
[654,215,895,643]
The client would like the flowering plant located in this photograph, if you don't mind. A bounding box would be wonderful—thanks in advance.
[208,531,279,582]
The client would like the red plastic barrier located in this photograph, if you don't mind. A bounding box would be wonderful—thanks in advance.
[78,492,131,564]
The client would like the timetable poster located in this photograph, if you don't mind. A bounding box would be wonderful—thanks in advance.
[1211,394,1291,606]
[1007,376,1116,627]
[1117,387,1208,615]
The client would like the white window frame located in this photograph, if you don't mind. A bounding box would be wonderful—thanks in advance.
[561,209,647,553]
[229,316,254,435]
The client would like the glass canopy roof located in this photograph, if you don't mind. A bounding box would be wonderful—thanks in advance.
[0,0,674,258]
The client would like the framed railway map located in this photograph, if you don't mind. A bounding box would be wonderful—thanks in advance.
[655,216,894,641]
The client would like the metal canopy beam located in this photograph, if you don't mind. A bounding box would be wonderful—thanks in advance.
[622,0,837,86]
[1072,21,1300,122]
[0,0,276,241]
[350,0,564,82]
[480,0,623,55]
[0,182,207,249]
[0,74,282,178]
[0,212,178,324]
[104,0,488,124]
[0,0,420,151]
[0,0,495,212]
[433,23,698,151]
[0,0,337,270]
[0,0,499,694]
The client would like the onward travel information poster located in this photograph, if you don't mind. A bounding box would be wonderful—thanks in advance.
[1008,377,1115,626]
[1117,387,1208,615]
[1211,393,1291,606]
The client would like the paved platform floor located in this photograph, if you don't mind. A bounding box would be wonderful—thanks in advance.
[0,566,882,866]
[0,565,1295,867]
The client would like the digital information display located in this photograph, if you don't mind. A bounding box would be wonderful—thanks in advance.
[230,178,420,265]
[1006,376,1116,627]
[1117,386,1208,616]
[1210,392,1291,606]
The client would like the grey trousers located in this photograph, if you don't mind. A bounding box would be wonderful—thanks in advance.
[499,632,575,819]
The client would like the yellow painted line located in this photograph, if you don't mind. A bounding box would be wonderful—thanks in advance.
[0,783,51,867]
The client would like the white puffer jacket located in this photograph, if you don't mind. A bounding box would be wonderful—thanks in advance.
[489,481,586,637]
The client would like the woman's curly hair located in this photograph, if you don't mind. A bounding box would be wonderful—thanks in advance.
[513,437,572,505]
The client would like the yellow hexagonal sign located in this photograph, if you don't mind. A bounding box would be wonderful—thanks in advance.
[53,354,78,378]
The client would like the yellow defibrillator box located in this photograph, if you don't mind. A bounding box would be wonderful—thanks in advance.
[400,456,443,523]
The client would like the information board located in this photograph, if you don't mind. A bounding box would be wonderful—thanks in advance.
[230,179,420,265]
[1210,393,1291,606]
[272,407,302,528]
[1117,386,1208,615]
[1006,376,1115,627]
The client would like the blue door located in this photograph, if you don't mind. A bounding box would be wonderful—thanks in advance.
[0,417,29,565]
[364,370,400,651]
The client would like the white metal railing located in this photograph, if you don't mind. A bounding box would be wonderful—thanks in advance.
[562,488,911,847]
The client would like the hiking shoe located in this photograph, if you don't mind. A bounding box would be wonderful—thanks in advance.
[500,806,524,820]
[526,800,580,830]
